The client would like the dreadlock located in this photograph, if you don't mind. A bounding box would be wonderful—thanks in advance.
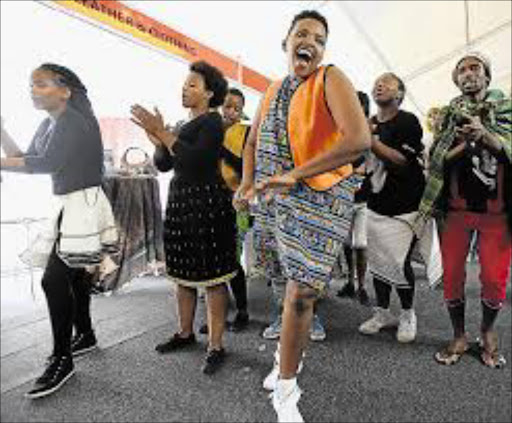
[38,63,96,122]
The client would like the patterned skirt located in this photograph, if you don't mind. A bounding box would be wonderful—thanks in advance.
[252,176,357,292]
[163,176,238,287]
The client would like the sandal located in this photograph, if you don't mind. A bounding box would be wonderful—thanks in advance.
[435,337,469,365]
[478,332,506,369]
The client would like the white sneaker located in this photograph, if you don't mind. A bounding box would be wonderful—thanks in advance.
[358,307,398,335]
[262,317,282,340]
[396,309,417,343]
[309,314,326,342]
[272,380,304,423]
[263,345,304,391]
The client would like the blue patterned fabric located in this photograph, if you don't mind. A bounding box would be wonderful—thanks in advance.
[252,75,355,291]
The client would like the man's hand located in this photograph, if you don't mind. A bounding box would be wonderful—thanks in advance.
[456,114,486,145]
[456,113,503,153]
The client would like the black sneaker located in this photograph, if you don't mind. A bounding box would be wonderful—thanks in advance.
[228,311,249,332]
[337,283,356,298]
[202,348,225,375]
[199,324,208,335]
[71,332,98,357]
[25,355,75,399]
[155,333,196,354]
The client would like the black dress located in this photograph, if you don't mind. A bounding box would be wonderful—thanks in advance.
[153,112,238,287]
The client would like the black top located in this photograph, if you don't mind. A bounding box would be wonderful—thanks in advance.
[352,153,368,203]
[153,112,224,181]
[367,110,425,216]
[23,106,103,195]
[445,142,509,213]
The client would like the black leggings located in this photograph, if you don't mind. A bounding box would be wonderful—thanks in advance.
[373,240,416,310]
[229,263,247,312]
[41,244,94,356]
[374,277,415,310]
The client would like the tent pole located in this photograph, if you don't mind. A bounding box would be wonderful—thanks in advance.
[464,0,471,50]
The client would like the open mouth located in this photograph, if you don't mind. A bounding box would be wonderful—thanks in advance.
[462,79,477,88]
[295,47,314,66]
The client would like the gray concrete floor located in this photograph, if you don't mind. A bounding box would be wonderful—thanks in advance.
[1,264,511,422]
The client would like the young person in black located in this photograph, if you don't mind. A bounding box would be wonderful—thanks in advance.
[337,90,372,306]
[130,61,238,375]
[1,64,116,398]
[199,87,251,335]
[358,73,425,343]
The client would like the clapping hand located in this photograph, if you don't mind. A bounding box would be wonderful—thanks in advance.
[455,113,486,148]
[130,104,169,147]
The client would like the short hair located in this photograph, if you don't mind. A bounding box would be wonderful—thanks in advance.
[357,91,370,117]
[190,61,228,108]
[227,87,245,106]
[286,10,329,39]
[384,72,406,105]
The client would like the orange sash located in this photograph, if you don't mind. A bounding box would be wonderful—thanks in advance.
[259,66,352,191]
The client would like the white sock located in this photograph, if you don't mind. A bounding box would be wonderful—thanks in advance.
[277,377,297,397]
[274,343,281,363]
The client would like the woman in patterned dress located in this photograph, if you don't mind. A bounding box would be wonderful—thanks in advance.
[233,10,371,422]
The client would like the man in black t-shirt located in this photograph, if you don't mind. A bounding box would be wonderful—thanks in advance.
[358,73,425,344]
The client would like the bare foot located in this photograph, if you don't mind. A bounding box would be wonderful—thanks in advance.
[480,331,506,369]
[435,334,469,365]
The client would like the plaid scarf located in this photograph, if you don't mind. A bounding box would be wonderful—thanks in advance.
[413,89,511,236]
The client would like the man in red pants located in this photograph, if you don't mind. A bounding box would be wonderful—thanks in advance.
[417,53,511,368]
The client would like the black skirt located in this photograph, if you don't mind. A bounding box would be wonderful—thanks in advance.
[163,176,238,287]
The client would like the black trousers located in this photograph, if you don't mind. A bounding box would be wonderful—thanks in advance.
[41,244,94,356]
[373,238,417,310]
[230,263,247,312]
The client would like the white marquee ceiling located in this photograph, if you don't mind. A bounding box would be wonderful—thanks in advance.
[125,0,512,117]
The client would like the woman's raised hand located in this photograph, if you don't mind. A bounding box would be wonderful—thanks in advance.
[130,104,166,144]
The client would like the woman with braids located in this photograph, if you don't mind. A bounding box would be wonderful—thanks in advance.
[233,10,370,422]
[0,63,118,399]
[130,61,237,375]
